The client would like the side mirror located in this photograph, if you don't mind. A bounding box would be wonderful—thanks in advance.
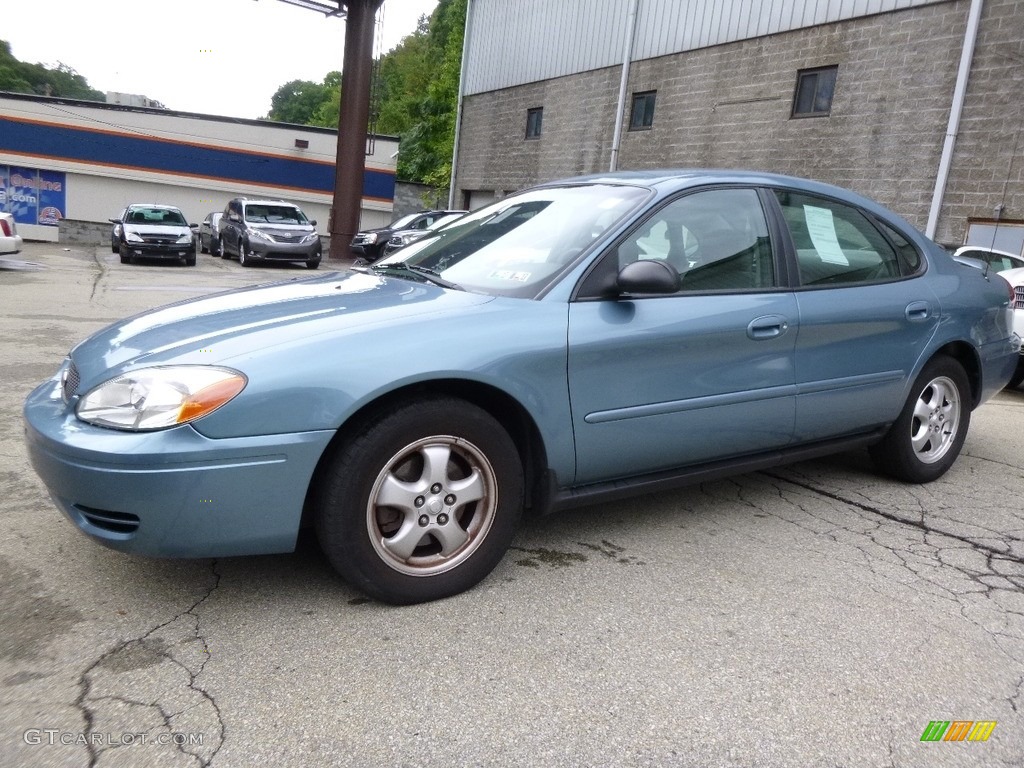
[616,259,679,295]
[309,219,317,226]
[108,218,119,224]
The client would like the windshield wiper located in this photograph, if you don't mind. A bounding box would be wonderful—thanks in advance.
[368,261,463,291]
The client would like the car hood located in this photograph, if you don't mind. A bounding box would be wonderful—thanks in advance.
[123,223,192,238]
[68,270,494,388]
[248,222,316,234]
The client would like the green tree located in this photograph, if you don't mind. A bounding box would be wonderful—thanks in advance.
[262,0,467,188]
[266,79,330,124]
[0,40,104,100]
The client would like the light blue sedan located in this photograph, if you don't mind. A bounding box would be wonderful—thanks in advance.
[24,170,1020,604]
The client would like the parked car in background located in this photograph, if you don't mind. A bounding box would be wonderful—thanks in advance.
[953,245,1024,272]
[110,204,197,266]
[25,170,1019,606]
[998,265,1024,389]
[0,212,23,254]
[198,211,223,254]
[217,198,320,269]
[383,210,468,258]
[350,209,468,262]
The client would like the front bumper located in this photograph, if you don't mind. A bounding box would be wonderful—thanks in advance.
[245,238,320,262]
[24,376,335,558]
[123,241,194,260]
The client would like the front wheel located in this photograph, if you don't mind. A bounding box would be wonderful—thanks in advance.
[314,397,524,604]
[238,239,250,267]
[869,355,970,483]
[1008,360,1024,390]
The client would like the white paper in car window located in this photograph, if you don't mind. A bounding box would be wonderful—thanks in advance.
[803,205,849,265]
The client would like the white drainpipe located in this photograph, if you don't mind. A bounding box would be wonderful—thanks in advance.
[609,0,641,172]
[926,0,984,240]
[448,0,474,210]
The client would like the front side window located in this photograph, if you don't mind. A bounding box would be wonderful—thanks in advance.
[609,188,775,293]
[372,184,650,298]
[774,190,902,285]
[792,66,837,118]
[526,107,543,139]
[629,91,656,130]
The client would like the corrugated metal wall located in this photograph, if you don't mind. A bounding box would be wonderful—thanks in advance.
[464,0,946,95]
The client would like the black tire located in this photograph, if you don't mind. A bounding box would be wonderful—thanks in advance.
[111,239,118,254]
[217,237,229,260]
[200,238,208,254]
[314,397,524,604]
[239,239,250,267]
[306,254,321,270]
[869,355,970,483]
[185,254,196,266]
[1008,361,1024,390]
[210,236,220,256]
[118,242,131,264]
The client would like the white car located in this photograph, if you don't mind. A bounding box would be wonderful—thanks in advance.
[0,212,23,254]
[954,245,1024,272]
[999,265,1024,389]
[110,204,197,266]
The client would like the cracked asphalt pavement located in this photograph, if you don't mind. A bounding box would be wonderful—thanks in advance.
[2,242,1023,767]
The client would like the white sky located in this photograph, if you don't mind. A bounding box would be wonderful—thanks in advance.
[3,0,439,119]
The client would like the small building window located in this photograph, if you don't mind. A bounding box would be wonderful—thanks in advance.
[525,107,543,139]
[792,66,837,117]
[629,91,656,130]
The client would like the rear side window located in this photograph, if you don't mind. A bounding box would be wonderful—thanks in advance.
[774,190,902,286]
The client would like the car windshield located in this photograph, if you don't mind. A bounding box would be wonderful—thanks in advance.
[372,184,650,298]
[129,207,186,226]
[389,213,422,230]
[245,205,307,224]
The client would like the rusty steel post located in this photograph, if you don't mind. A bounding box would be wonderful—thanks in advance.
[329,0,384,260]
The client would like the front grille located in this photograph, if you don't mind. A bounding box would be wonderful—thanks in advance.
[75,505,140,535]
[141,234,178,244]
[1014,285,1024,310]
[268,232,307,244]
[61,361,80,402]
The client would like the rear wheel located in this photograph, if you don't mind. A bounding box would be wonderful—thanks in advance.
[314,397,523,604]
[869,355,970,483]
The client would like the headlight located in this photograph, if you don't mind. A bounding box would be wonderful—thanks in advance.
[364,232,378,244]
[125,231,143,243]
[301,233,319,244]
[76,366,247,431]
[249,229,273,242]
[176,234,193,244]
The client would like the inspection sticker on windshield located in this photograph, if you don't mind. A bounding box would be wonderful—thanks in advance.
[488,270,531,282]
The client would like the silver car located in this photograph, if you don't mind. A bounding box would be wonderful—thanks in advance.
[217,197,321,269]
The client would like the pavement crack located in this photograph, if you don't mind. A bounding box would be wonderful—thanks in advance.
[764,472,1024,566]
[73,560,224,767]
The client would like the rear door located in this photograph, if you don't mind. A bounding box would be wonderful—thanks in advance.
[768,188,939,441]
[567,187,798,485]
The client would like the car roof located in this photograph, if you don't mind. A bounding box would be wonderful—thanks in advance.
[532,168,916,228]
[127,203,183,210]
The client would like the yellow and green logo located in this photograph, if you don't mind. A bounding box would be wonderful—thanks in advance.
[920,721,996,742]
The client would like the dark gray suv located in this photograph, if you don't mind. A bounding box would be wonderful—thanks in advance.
[217,198,321,269]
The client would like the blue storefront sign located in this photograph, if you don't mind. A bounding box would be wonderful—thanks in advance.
[0,165,66,226]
